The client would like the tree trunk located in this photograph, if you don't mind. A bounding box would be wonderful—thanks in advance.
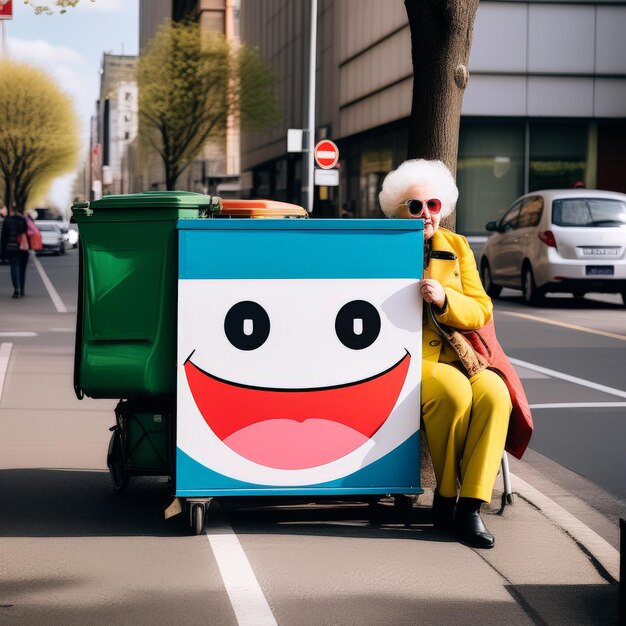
[404,0,478,178]
[405,0,479,492]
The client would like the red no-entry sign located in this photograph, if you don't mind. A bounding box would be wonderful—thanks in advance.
[314,140,339,170]
[0,0,14,20]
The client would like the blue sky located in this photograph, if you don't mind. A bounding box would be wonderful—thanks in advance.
[4,0,139,211]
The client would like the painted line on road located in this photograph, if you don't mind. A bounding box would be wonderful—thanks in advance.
[509,357,626,399]
[0,343,13,402]
[206,519,277,626]
[501,311,626,342]
[0,332,37,337]
[511,472,619,582]
[530,402,626,409]
[32,254,67,313]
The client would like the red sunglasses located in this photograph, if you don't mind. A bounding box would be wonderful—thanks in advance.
[404,198,442,216]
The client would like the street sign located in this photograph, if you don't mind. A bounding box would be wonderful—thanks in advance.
[287,129,304,153]
[314,140,339,169]
[314,168,339,187]
[0,0,13,20]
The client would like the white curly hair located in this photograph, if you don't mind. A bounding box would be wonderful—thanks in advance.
[378,159,458,219]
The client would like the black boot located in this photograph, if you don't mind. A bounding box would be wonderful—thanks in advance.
[432,489,457,533]
[455,497,495,549]
[11,290,19,298]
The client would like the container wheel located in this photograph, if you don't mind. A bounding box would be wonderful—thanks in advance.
[107,428,129,493]
[192,503,205,535]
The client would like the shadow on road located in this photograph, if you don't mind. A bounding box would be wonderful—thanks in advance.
[218,496,459,544]
[0,468,182,538]
[0,468,457,542]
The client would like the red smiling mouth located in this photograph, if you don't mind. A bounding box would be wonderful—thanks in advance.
[184,351,411,470]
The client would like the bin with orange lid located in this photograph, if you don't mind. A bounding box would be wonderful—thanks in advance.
[216,199,308,219]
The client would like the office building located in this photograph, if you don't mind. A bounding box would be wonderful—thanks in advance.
[239,0,626,233]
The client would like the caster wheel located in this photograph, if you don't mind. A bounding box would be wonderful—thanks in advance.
[191,503,206,535]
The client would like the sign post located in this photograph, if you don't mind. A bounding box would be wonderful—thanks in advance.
[0,0,12,58]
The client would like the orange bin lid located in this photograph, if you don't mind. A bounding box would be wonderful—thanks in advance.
[217,199,308,218]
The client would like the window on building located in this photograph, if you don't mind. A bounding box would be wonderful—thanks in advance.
[529,123,587,192]
[202,10,225,33]
[274,159,287,202]
[360,147,392,218]
[125,92,132,101]
[457,122,525,235]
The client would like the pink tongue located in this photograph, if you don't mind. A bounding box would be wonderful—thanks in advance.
[224,419,369,470]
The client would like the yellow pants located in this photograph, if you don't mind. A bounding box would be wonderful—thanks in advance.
[421,360,512,503]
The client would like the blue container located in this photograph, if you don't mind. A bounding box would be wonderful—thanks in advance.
[175,219,424,497]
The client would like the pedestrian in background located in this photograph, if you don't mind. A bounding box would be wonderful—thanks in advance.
[0,205,30,298]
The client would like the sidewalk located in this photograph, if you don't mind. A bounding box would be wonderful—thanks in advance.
[409,463,621,625]
[0,256,622,625]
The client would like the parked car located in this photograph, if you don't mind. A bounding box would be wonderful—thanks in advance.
[37,223,65,255]
[35,219,77,249]
[479,189,626,306]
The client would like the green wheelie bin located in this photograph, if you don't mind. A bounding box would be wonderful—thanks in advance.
[72,192,218,489]
[72,191,218,399]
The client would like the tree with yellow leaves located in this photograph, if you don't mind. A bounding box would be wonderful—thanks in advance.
[138,20,280,190]
[0,60,80,210]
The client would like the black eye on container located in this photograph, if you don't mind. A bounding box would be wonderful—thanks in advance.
[224,301,270,350]
[335,300,381,350]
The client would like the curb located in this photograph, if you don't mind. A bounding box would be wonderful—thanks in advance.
[511,473,620,582]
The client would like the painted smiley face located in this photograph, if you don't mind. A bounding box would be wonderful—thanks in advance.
[177,279,422,486]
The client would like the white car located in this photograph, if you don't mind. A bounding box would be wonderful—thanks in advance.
[37,223,65,255]
[35,219,78,249]
[479,189,626,306]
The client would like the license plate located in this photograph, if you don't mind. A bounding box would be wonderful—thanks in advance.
[582,248,620,256]
[586,265,614,276]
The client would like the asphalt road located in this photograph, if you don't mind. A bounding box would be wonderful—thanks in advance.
[0,247,624,624]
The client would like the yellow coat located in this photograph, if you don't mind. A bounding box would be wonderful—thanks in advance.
[422,228,493,363]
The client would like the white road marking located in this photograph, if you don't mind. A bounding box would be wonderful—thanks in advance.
[509,357,626,399]
[32,254,67,313]
[0,332,37,337]
[530,402,626,409]
[511,473,620,582]
[501,311,626,342]
[206,522,277,626]
[0,343,13,401]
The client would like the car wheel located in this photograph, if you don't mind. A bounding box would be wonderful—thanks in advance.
[480,260,502,298]
[522,264,544,306]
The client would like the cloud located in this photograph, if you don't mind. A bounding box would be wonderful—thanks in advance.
[71,0,126,12]
[8,37,85,66]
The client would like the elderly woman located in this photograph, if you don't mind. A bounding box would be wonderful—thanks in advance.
[379,159,512,549]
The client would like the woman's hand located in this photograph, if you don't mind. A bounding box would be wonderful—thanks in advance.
[420,278,446,309]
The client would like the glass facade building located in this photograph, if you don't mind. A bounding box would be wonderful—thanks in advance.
[239,1,626,234]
